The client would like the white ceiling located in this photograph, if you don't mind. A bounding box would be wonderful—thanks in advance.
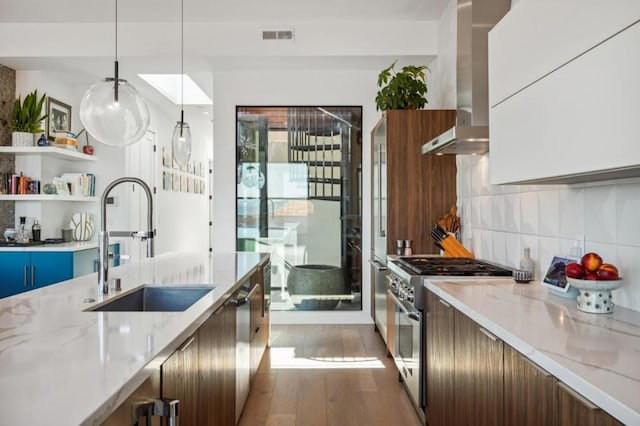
[0,0,449,23]
[0,0,448,116]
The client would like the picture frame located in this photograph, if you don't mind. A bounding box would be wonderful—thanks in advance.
[541,254,580,297]
[46,97,72,141]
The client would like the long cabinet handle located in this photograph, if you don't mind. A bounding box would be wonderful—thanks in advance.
[178,335,196,352]
[522,356,552,378]
[377,144,385,238]
[478,327,499,342]
[438,298,451,308]
[557,382,599,411]
[368,259,387,271]
[23,266,28,287]
[31,266,35,287]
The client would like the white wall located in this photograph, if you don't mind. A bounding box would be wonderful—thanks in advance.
[212,69,378,324]
[14,70,211,256]
[457,154,640,312]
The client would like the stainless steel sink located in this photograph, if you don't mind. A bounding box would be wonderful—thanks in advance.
[88,286,214,312]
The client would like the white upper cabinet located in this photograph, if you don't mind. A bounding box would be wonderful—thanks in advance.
[489,0,640,107]
[488,1,640,185]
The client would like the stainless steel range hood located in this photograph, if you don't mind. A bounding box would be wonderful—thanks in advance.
[422,0,510,155]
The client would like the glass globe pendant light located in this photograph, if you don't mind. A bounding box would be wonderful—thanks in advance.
[79,0,150,147]
[171,0,192,167]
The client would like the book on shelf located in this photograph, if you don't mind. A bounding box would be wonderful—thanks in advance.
[1,172,41,195]
[60,173,95,197]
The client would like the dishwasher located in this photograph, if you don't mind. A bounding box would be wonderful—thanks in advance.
[231,279,261,423]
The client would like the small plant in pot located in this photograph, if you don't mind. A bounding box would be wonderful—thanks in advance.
[10,90,48,147]
[375,61,429,111]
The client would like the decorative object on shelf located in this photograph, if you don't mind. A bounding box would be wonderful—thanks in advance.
[69,212,95,241]
[567,277,623,313]
[42,183,57,195]
[46,97,72,141]
[519,247,535,275]
[513,269,533,284]
[53,177,70,196]
[61,227,72,242]
[10,90,48,147]
[53,130,78,151]
[3,228,17,242]
[76,129,94,155]
[79,0,150,147]
[171,0,192,167]
[36,134,49,146]
[31,220,41,242]
[375,60,429,111]
[16,216,30,243]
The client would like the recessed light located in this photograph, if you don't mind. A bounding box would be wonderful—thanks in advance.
[138,74,213,105]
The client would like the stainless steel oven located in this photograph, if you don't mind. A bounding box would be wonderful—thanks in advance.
[387,285,422,411]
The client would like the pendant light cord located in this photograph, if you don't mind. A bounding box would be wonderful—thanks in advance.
[113,0,119,102]
[179,0,185,136]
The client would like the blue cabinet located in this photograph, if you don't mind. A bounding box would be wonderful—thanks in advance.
[0,244,120,299]
[0,253,31,298]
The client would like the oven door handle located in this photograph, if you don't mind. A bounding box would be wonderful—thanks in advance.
[369,259,387,272]
[387,289,421,322]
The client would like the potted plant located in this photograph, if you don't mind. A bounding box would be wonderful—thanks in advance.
[10,90,48,146]
[375,61,429,111]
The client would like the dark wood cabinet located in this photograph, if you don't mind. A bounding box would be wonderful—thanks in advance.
[504,344,559,426]
[424,291,455,426]
[558,382,623,426]
[162,332,200,426]
[199,302,237,426]
[371,110,457,257]
[453,309,504,426]
[423,289,624,426]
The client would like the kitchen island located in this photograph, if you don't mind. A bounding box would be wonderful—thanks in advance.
[0,251,268,425]
[425,278,640,425]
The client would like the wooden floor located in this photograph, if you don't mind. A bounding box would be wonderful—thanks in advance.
[239,324,421,426]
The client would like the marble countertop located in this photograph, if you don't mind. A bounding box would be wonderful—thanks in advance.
[0,251,268,425]
[425,278,640,425]
[0,241,102,252]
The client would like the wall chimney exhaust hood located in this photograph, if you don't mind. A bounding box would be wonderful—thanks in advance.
[422,0,510,156]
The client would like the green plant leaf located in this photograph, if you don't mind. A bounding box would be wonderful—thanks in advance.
[375,61,429,111]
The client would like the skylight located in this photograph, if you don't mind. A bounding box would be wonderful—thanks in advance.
[138,74,213,105]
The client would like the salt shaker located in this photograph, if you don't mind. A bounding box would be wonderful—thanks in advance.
[396,240,404,256]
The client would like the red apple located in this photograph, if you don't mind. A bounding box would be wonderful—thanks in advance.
[597,263,619,280]
[83,145,94,155]
[584,272,599,280]
[565,262,585,279]
[581,252,603,272]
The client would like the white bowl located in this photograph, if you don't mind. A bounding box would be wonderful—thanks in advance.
[566,277,623,291]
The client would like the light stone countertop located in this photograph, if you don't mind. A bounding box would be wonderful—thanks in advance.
[425,278,640,425]
[0,241,101,252]
[0,251,268,425]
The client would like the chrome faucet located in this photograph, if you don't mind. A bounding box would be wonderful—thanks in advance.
[98,177,155,294]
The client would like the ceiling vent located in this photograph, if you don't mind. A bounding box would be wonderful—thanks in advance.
[262,29,294,41]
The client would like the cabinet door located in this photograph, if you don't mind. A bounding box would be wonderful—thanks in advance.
[0,253,31,298]
[454,310,504,426]
[424,291,455,426]
[199,303,236,426]
[504,345,558,426]
[249,281,267,383]
[558,383,623,426]
[162,332,199,426]
[30,252,73,288]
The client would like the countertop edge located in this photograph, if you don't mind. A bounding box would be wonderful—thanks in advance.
[424,280,640,425]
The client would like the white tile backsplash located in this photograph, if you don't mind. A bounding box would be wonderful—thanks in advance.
[616,182,640,246]
[520,192,539,235]
[457,154,640,311]
[558,188,585,239]
[537,190,560,237]
[584,185,616,243]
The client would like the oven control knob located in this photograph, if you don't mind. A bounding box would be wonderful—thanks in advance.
[407,294,414,303]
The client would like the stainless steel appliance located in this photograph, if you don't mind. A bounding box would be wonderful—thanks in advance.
[370,120,388,339]
[231,279,261,424]
[386,256,512,414]
[421,0,510,156]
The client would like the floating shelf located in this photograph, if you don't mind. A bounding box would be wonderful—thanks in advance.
[0,146,97,162]
[0,195,97,202]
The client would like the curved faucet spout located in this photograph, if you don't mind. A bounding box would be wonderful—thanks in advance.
[99,177,155,294]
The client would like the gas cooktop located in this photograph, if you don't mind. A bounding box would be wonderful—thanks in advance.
[395,256,513,277]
